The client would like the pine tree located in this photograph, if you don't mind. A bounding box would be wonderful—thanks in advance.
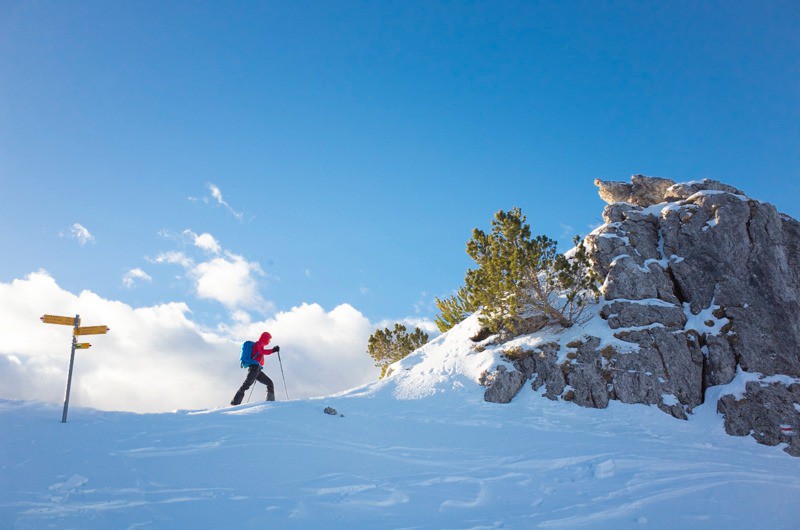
[461,207,599,334]
[434,286,476,332]
[367,323,429,378]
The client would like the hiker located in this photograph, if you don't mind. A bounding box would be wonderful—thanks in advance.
[231,332,280,405]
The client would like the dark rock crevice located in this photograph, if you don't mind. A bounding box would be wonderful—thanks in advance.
[666,266,690,307]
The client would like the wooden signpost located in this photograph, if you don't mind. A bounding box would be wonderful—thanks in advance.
[74,325,110,336]
[40,314,110,423]
[41,315,80,326]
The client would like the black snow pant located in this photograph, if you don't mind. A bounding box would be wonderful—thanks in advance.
[231,365,274,405]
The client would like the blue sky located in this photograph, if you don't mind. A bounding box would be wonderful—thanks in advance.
[2,1,799,330]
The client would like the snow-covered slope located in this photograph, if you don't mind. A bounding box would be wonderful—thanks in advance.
[2,316,800,529]
[385,313,501,399]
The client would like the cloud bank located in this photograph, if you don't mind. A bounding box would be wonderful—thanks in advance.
[0,271,381,413]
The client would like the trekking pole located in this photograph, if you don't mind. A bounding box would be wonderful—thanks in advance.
[246,381,256,404]
[277,351,289,400]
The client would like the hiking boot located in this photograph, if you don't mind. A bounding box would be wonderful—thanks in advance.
[266,391,275,402]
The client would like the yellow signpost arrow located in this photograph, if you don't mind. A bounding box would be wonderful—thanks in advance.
[74,325,110,336]
[75,343,91,349]
[41,314,80,326]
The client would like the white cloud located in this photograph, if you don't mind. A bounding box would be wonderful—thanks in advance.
[66,223,95,245]
[191,254,265,309]
[195,233,221,254]
[190,183,245,221]
[153,251,194,268]
[0,271,380,413]
[374,316,440,337]
[122,268,152,288]
[181,230,221,254]
[401,318,440,336]
[152,232,267,311]
[208,183,225,203]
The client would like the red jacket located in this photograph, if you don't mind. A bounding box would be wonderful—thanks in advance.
[251,332,277,366]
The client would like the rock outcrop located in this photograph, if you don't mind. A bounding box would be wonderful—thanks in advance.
[480,365,525,404]
[481,175,800,455]
[717,380,800,456]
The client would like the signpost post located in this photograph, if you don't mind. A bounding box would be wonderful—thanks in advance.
[62,316,80,423]
[41,314,109,423]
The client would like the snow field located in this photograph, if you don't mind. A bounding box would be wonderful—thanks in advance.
[2,379,799,529]
[2,312,800,529]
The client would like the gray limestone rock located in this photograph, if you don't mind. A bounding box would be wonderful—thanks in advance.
[584,230,631,279]
[482,365,526,404]
[589,175,800,447]
[595,175,676,207]
[611,327,704,413]
[602,202,643,224]
[565,364,609,409]
[664,179,745,201]
[703,335,737,387]
[601,257,678,304]
[511,342,566,401]
[600,300,686,331]
[619,215,662,261]
[488,174,800,454]
[611,366,662,406]
[717,381,800,456]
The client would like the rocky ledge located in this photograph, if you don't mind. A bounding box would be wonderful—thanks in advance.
[481,175,800,456]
